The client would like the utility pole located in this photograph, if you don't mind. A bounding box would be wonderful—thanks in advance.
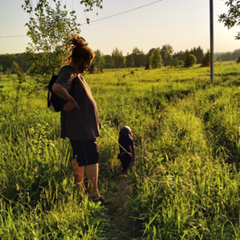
[210,0,214,84]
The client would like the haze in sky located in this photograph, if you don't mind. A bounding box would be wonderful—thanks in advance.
[0,0,239,55]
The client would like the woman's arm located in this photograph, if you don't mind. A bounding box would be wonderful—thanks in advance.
[52,83,80,111]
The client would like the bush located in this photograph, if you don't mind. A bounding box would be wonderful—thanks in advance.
[184,54,197,67]
[201,51,211,67]
[176,60,184,67]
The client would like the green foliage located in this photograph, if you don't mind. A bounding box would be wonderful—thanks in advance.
[160,44,174,66]
[215,49,240,62]
[12,61,22,74]
[1,48,240,73]
[80,0,103,12]
[201,51,211,67]
[185,54,197,67]
[126,54,134,68]
[22,0,81,76]
[149,48,162,69]
[89,50,105,73]
[176,60,184,67]
[111,48,125,68]
[103,54,113,68]
[190,46,204,64]
[173,47,204,65]
[5,67,10,75]
[14,72,26,113]
[0,53,28,72]
[130,47,146,67]
[219,0,240,40]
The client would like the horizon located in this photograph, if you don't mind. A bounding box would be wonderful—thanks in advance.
[0,47,239,57]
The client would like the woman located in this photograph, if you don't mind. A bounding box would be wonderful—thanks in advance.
[52,35,108,204]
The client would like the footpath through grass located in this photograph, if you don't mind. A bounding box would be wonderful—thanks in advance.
[101,170,142,240]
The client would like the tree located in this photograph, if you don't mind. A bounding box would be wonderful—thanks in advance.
[146,48,155,69]
[111,48,125,68]
[214,51,232,61]
[190,46,204,64]
[5,68,10,76]
[232,49,240,60]
[90,49,105,73]
[131,47,146,67]
[173,50,189,62]
[184,54,196,67]
[219,0,240,40]
[22,0,81,76]
[79,0,103,13]
[201,51,211,67]
[160,44,174,65]
[103,55,113,68]
[12,61,22,74]
[0,53,28,72]
[22,0,103,76]
[23,0,103,16]
[126,54,134,68]
[149,48,162,69]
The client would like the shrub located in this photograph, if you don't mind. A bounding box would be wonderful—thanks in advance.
[201,51,211,67]
[176,60,184,67]
[184,54,197,67]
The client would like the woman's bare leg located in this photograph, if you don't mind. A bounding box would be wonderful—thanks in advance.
[72,159,86,192]
[85,163,100,199]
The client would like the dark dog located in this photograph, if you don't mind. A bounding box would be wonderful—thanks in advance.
[118,126,135,172]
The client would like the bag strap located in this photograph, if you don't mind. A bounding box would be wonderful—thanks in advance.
[59,65,76,75]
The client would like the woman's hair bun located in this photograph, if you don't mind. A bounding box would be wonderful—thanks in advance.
[63,34,94,64]
[72,34,88,48]
[65,34,88,51]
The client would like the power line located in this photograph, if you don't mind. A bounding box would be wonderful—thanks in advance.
[0,0,162,39]
[0,34,27,39]
[81,0,162,25]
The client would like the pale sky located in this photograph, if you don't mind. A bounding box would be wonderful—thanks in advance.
[0,0,239,55]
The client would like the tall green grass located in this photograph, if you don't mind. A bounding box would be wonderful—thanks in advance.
[0,62,240,239]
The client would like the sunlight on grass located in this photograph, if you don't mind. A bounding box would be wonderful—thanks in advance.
[0,62,240,239]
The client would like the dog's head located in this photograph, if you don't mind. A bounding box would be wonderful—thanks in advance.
[119,126,133,140]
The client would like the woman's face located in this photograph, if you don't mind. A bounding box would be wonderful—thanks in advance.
[78,58,92,73]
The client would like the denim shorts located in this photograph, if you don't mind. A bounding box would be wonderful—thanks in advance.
[70,139,99,166]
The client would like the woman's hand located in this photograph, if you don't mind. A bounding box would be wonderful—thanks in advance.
[63,99,80,112]
[52,83,80,112]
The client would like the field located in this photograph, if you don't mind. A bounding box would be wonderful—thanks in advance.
[0,62,240,239]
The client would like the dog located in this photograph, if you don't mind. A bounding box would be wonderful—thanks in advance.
[118,126,135,172]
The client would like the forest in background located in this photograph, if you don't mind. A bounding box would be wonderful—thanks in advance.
[0,46,240,74]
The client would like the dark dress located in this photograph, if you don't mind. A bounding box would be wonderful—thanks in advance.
[55,66,100,141]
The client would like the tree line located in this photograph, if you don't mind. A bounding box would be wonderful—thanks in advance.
[215,49,240,61]
[0,46,239,75]
[6,0,236,77]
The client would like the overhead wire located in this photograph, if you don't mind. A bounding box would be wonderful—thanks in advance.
[0,35,27,39]
[81,0,162,25]
[0,0,162,39]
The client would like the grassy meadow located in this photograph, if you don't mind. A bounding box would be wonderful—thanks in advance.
[0,61,240,239]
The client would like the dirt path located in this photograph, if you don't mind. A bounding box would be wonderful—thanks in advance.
[102,171,142,240]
